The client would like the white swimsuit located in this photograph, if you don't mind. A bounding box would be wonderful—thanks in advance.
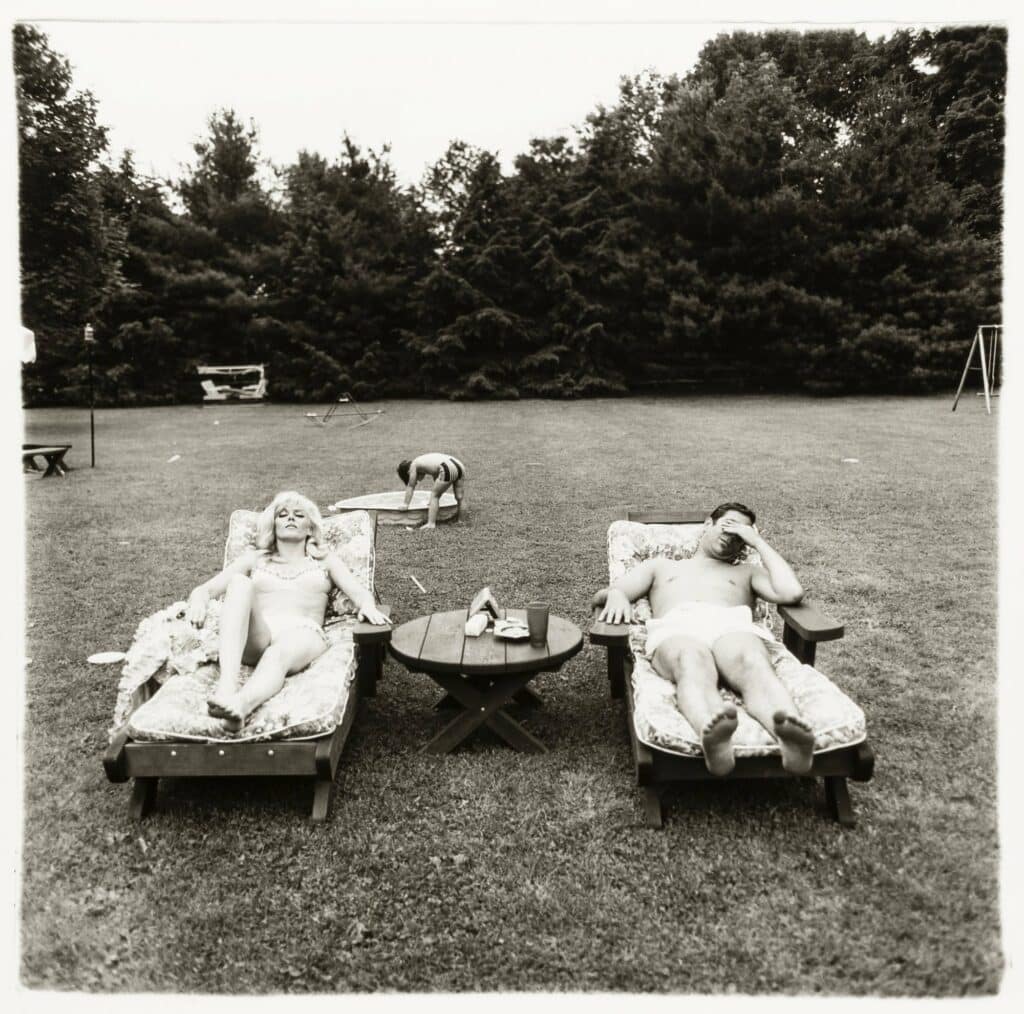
[645,602,773,656]
[251,556,331,646]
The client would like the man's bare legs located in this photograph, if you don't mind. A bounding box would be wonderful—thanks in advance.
[211,628,328,732]
[652,636,738,776]
[453,478,466,523]
[712,632,815,774]
[208,574,269,715]
[420,479,452,530]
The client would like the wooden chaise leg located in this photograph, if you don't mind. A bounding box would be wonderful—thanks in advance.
[129,777,158,820]
[310,729,345,823]
[641,786,664,828]
[357,645,381,697]
[824,775,855,827]
[311,776,333,823]
[608,646,627,699]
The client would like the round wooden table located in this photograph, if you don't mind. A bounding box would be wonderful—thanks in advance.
[388,609,583,753]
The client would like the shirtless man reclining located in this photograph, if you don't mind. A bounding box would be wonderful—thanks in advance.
[593,502,815,776]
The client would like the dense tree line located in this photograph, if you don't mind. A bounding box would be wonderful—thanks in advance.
[16,23,1004,404]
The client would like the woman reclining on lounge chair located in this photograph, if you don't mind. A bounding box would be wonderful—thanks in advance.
[187,491,388,731]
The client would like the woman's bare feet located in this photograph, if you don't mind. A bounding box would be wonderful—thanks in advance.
[207,694,246,732]
[773,711,815,774]
[701,706,738,776]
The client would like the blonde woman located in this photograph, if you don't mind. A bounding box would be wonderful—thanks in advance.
[187,491,387,731]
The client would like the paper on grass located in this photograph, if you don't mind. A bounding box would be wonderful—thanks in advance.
[88,651,127,664]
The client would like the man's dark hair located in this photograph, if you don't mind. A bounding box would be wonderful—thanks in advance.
[397,460,412,484]
[710,501,756,525]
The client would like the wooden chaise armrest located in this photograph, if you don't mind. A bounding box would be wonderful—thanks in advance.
[588,589,631,648]
[351,603,392,645]
[777,601,844,642]
[589,618,631,647]
[588,611,632,699]
[777,601,843,666]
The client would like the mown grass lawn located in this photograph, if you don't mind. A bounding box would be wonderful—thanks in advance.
[21,395,999,994]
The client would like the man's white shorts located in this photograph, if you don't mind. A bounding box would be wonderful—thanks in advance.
[645,603,773,657]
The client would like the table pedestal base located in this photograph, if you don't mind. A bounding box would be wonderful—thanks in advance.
[424,671,547,754]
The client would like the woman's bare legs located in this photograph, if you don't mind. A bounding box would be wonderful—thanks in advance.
[207,574,270,716]
[212,628,328,732]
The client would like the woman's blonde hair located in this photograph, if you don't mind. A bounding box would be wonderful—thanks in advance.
[256,491,327,559]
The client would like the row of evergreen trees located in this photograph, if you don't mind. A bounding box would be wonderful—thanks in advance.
[16,24,1005,404]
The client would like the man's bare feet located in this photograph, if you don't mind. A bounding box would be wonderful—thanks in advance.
[207,694,245,732]
[701,705,738,776]
[773,711,815,774]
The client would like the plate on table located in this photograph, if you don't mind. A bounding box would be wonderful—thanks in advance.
[493,619,529,640]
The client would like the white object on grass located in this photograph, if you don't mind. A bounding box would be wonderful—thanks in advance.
[409,574,427,593]
[842,458,860,463]
[167,454,181,463]
[88,651,127,664]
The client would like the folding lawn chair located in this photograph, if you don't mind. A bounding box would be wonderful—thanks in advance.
[104,509,391,822]
[304,391,384,428]
[589,510,874,828]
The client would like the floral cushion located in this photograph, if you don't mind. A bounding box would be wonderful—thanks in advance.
[223,507,375,619]
[110,601,360,743]
[607,520,866,758]
[630,644,866,758]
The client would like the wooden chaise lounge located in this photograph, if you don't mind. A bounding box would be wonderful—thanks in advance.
[589,510,875,828]
[104,508,391,822]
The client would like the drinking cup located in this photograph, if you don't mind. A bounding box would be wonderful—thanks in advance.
[526,602,550,648]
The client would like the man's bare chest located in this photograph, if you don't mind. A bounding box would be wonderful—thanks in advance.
[653,559,752,606]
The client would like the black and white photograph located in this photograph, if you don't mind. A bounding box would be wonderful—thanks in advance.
[5,0,1019,1001]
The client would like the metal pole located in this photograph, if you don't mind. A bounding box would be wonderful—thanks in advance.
[977,325,992,415]
[84,323,95,466]
[988,327,999,395]
[951,328,979,412]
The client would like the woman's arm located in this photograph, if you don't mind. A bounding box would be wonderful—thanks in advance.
[187,550,257,626]
[324,553,389,625]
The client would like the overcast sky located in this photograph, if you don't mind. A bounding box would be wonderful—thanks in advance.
[29,13,930,190]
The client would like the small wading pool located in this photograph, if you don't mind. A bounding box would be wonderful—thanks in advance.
[328,490,459,525]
